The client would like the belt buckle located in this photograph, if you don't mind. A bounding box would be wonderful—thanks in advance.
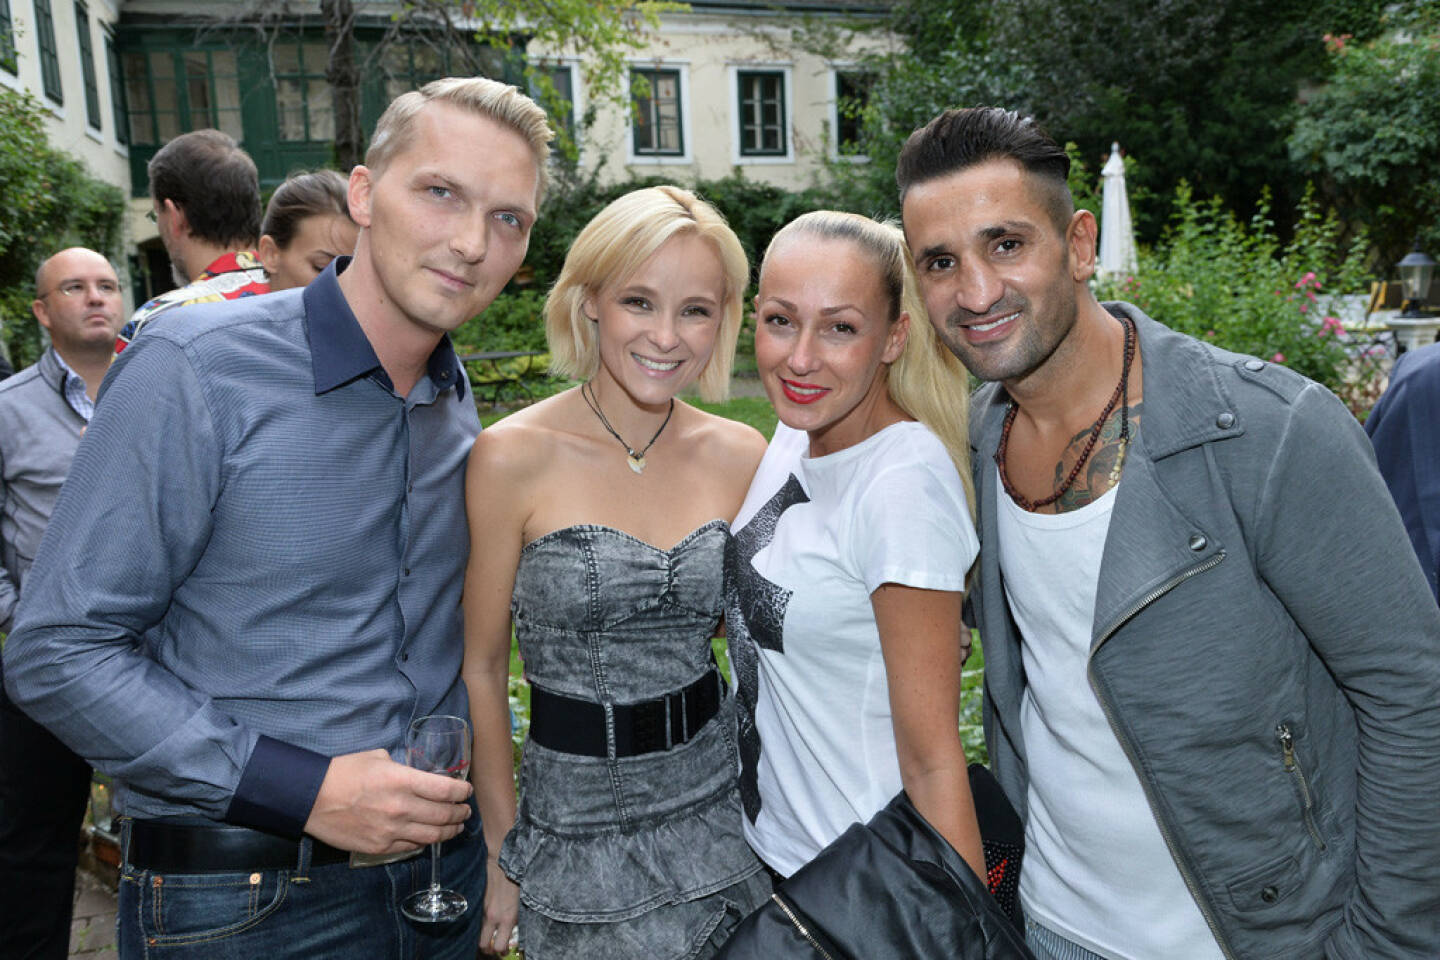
[679,686,689,744]
[667,687,688,749]
[349,848,422,868]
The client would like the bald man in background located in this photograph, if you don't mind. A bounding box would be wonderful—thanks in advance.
[0,248,124,959]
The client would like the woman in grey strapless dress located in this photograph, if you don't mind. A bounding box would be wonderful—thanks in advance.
[461,187,770,959]
[501,523,770,956]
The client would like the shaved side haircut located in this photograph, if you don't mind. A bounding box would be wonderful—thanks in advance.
[897,107,1074,233]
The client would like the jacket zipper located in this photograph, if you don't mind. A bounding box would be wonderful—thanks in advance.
[1276,723,1327,851]
[1088,550,1237,960]
[770,892,836,960]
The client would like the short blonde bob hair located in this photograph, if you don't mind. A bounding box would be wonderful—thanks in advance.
[761,211,975,520]
[545,185,749,403]
[366,77,553,202]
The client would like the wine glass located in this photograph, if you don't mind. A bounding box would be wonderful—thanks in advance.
[400,714,472,923]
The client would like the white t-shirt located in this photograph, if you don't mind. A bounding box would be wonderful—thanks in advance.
[998,469,1224,960]
[728,420,978,876]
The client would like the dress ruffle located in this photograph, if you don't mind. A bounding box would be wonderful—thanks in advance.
[500,785,762,923]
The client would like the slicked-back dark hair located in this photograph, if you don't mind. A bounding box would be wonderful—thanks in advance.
[148,129,262,248]
[897,107,1073,230]
[261,170,352,250]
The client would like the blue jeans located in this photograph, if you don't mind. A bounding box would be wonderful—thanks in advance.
[116,809,485,960]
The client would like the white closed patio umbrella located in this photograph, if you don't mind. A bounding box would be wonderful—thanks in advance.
[1099,142,1138,278]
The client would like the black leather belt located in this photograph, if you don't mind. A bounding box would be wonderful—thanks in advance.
[125,819,350,873]
[529,667,723,757]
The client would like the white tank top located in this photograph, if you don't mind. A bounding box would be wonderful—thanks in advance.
[997,468,1223,960]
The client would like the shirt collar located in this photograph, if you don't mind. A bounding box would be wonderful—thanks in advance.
[198,250,264,280]
[49,349,96,421]
[304,257,467,401]
[52,348,78,380]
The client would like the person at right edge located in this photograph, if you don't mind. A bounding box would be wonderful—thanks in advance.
[898,106,1440,959]
[1365,340,1440,604]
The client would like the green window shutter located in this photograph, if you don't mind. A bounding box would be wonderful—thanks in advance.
[34,0,63,103]
[76,2,101,130]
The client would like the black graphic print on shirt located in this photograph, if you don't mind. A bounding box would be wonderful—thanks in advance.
[724,473,809,824]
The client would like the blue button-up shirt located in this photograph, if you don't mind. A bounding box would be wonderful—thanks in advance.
[3,259,480,836]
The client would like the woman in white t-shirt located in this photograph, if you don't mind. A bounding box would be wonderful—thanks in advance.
[724,211,987,881]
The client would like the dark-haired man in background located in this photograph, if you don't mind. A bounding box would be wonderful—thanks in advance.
[899,106,1440,959]
[116,129,269,351]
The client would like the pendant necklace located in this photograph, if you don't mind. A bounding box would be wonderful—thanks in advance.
[995,313,1136,511]
[580,381,674,475]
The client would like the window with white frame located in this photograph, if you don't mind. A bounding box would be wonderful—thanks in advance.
[531,62,576,144]
[631,66,683,157]
[736,69,786,158]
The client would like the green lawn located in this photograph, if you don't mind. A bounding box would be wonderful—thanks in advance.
[690,393,779,437]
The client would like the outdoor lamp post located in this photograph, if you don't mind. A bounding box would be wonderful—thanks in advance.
[1398,240,1436,318]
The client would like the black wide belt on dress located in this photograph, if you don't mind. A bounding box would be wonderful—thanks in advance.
[528,667,723,757]
[125,819,350,873]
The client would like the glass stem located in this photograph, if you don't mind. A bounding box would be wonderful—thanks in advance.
[428,841,441,895]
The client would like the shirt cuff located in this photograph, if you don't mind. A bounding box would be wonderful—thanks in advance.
[225,735,331,838]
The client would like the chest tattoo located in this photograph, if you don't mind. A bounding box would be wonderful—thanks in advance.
[1051,402,1144,513]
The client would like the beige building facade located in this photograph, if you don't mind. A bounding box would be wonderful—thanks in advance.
[533,1,891,190]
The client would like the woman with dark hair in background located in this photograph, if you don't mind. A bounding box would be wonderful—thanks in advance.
[257,170,358,291]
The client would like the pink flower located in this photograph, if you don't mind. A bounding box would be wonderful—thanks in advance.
[1273,352,1286,363]
[1205,329,1217,338]
[1318,316,1345,337]
[1298,303,1309,313]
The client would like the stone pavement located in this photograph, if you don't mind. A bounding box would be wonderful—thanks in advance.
[70,868,117,957]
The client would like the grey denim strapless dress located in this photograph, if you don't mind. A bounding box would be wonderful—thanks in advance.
[500,521,769,960]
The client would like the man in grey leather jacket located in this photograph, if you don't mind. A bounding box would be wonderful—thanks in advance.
[899,107,1440,959]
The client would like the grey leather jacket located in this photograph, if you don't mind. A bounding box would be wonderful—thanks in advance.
[971,303,1440,959]
[0,348,85,632]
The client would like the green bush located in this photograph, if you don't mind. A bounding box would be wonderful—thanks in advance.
[522,169,841,296]
[0,88,126,369]
[453,289,549,354]
[1100,183,1374,412]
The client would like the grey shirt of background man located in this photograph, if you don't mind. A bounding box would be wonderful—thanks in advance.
[0,347,89,632]
[3,258,480,835]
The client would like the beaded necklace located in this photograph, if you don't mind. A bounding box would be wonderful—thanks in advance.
[995,314,1136,511]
